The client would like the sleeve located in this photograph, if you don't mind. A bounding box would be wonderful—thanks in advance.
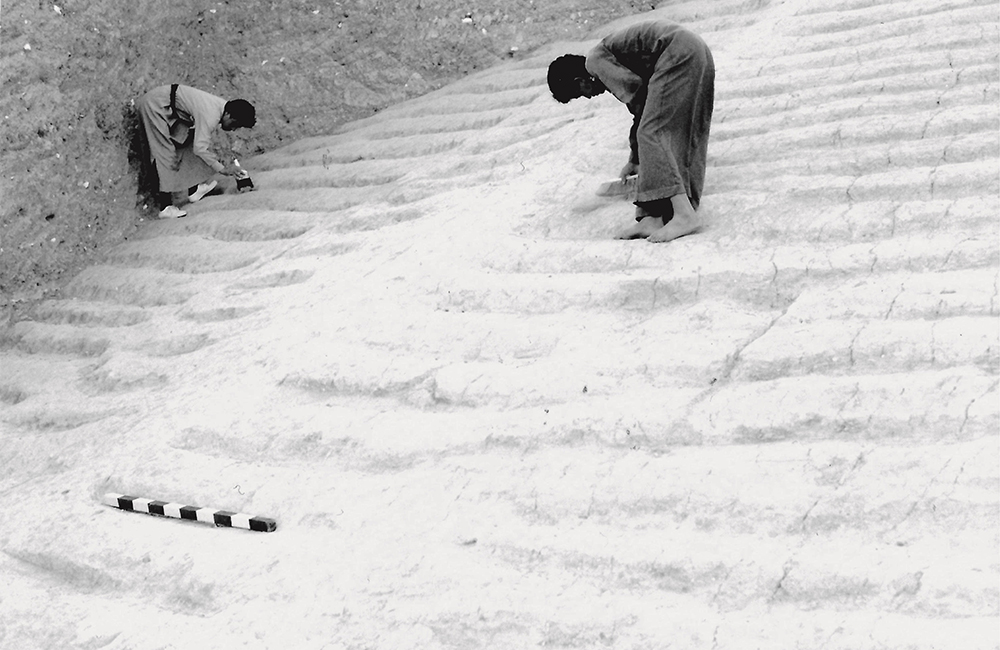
[192,124,225,173]
[585,43,644,105]
[183,88,227,173]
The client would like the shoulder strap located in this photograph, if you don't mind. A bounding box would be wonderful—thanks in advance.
[169,84,179,119]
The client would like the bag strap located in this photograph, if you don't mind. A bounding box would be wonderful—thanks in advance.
[169,84,179,120]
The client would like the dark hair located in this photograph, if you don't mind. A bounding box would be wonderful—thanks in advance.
[224,99,256,128]
[547,54,588,103]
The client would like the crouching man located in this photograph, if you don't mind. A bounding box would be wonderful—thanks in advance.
[137,84,256,218]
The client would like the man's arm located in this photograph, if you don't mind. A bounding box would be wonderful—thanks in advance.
[626,86,647,165]
[587,43,646,171]
[191,124,225,174]
[585,43,644,105]
[180,86,228,173]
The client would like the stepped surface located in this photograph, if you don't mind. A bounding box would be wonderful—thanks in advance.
[1,0,997,648]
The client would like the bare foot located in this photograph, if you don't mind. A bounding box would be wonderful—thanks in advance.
[648,193,702,243]
[616,216,662,240]
[648,210,700,242]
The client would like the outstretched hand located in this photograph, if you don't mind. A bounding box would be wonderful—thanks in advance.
[620,161,639,180]
[220,163,243,177]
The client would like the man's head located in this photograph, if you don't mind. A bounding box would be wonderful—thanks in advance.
[547,54,603,103]
[222,99,256,130]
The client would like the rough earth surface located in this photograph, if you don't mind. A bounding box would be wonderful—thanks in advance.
[1,0,999,648]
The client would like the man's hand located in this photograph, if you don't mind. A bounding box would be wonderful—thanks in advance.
[220,163,242,177]
[620,161,639,180]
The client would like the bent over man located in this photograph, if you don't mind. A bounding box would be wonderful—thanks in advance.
[548,20,715,242]
[137,84,256,218]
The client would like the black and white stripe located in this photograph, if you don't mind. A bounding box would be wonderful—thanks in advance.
[104,493,276,532]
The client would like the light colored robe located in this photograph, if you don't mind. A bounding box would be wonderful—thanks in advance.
[137,85,227,192]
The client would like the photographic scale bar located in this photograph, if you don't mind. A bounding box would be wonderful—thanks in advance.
[103,493,277,532]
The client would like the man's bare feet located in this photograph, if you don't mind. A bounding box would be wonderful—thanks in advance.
[647,193,701,243]
[616,216,662,240]
[648,211,700,242]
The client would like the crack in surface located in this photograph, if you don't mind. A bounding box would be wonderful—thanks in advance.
[887,456,954,533]
[959,380,999,436]
[800,448,869,531]
[939,236,974,270]
[991,271,999,316]
[883,284,905,320]
[769,561,794,604]
[847,323,868,367]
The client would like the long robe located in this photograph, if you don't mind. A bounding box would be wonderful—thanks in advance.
[137,85,228,193]
[586,21,715,218]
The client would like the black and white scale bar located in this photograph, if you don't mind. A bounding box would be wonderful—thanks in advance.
[103,493,276,532]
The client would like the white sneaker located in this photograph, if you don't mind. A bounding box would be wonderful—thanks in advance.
[188,180,218,202]
[158,205,187,219]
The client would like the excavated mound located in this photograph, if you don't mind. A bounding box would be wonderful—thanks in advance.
[1,0,997,648]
